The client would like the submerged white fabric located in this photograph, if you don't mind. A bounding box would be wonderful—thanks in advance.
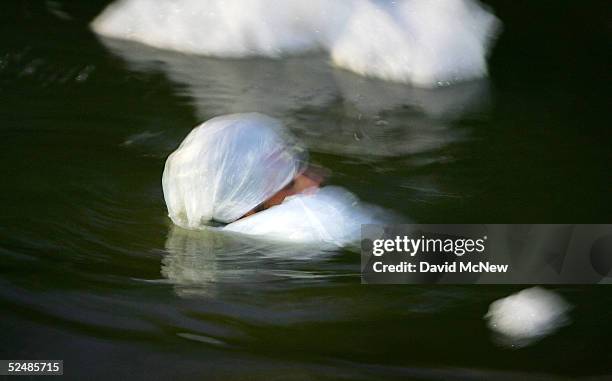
[91,0,499,86]
[162,113,305,228]
[223,186,387,247]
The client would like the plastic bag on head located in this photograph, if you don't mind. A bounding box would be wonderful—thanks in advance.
[162,113,306,228]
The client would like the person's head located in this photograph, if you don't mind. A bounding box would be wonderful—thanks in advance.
[240,166,326,218]
[162,113,308,229]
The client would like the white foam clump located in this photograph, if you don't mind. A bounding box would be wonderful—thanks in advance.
[330,0,499,86]
[224,186,386,247]
[485,287,571,347]
[91,0,499,86]
[91,0,334,57]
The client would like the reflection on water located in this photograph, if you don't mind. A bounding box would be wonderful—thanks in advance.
[99,37,489,158]
[162,227,220,297]
[163,226,340,298]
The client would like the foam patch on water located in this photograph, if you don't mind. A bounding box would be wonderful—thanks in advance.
[91,0,335,57]
[91,0,500,86]
[485,287,571,348]
[330,0,499,86]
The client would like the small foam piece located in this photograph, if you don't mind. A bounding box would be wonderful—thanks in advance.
[91,0,500,86]
[485,287,571,347]
[223,186,389,247]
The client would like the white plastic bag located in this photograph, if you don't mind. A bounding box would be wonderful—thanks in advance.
[162,113,306,228]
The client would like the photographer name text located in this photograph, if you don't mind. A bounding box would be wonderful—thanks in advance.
[372,261,508,273]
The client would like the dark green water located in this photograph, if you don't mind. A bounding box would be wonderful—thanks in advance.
[1,1,610,380]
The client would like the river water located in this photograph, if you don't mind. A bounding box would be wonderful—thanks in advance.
[1,1,610,379]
